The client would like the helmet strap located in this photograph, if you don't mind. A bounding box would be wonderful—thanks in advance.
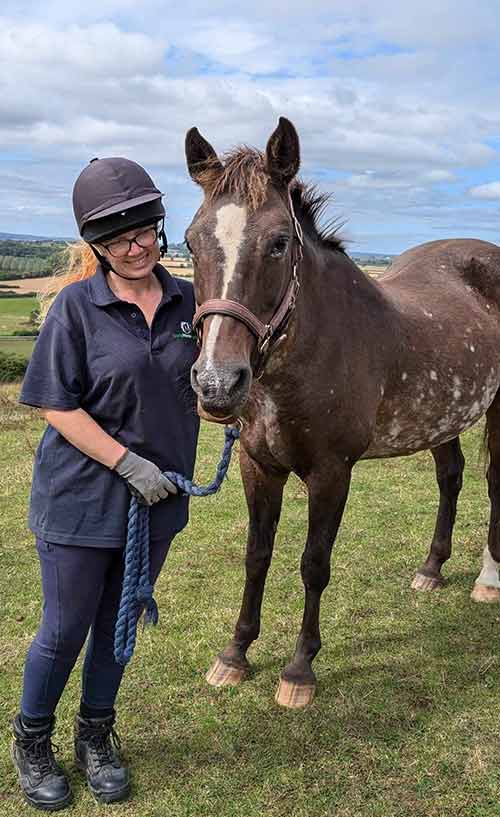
[159,228,168,258]
[90,245,113,273]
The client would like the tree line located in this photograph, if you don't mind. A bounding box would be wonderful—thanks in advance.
[0,240,65,279]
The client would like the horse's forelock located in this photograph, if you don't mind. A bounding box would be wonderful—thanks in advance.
[199,147,269,213]
[196,148,346,253]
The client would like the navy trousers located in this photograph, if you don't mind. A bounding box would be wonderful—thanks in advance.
[21,537,172,719]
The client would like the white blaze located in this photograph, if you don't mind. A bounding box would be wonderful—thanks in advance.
[204,203,247,363]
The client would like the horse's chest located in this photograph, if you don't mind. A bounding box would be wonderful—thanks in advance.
[243,394,295,467]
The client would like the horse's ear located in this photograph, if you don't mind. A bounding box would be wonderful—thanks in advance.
[265,117,300,187]
[185,127,223,188]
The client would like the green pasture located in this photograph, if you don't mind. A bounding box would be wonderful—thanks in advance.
[1,383,500,816]
[0,297,37,336]
[0,338,36,356]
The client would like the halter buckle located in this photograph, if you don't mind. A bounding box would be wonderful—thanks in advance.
[257,325,273,356]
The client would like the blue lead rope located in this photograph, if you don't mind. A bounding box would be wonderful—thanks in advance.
[113,425,240,666]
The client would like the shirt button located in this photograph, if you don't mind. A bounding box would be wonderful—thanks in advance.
[131,312,137,318]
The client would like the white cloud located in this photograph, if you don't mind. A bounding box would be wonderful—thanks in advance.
[469,181,500,200]
[0,21,164,74]
[423,170,457,182]
[0,4,499,250]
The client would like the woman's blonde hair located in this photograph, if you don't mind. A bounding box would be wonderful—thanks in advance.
[38,242,98,324]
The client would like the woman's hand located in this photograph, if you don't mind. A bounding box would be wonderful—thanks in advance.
[113,450,178,505]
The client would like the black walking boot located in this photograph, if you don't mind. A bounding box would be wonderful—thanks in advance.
[74,712,131,803]
[11,714,73,811]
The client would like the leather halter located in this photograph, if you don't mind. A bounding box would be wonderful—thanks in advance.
[192,189,303,377]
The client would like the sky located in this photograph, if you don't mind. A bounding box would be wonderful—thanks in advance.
[1,0,500,254]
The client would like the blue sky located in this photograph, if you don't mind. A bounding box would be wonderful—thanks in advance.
[1,0,499,253]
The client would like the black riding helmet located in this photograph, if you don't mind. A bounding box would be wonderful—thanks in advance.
[72,157,167,258]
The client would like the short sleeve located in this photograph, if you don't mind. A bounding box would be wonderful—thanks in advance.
[19,315,85,410]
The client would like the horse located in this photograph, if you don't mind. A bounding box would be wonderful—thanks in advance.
[184,116,500,709]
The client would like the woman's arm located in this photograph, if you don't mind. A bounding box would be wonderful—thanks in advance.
[41,407,177,504]
[41,407,127,469]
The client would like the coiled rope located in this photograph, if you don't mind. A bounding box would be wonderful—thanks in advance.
[114,425,240,665]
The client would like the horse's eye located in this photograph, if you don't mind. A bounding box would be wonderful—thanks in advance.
[269,237,289,258]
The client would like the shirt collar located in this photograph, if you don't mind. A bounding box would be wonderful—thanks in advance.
[88,263,183,308]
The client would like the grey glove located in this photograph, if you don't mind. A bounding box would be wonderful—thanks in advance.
[114,450,178,506]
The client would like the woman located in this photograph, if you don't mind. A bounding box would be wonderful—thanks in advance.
[11,157,200,810]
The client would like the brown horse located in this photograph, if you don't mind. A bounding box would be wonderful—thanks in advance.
[184,116,500,708]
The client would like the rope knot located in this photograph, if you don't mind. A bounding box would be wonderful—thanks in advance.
[142,597,159,627]
[136,583,154,603]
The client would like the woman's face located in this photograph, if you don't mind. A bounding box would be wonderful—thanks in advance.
[96,222,161,280]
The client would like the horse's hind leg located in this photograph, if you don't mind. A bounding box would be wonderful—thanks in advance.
[471,398,500,602]
[412,437,464,591]
[206,447,287,687]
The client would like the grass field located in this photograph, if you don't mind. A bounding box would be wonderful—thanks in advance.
[0,338,36,356]
[0,297,38,336]
[1,383,500,816]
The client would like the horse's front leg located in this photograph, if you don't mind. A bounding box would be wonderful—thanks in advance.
[206,446,288,687]
[276,459,351,708]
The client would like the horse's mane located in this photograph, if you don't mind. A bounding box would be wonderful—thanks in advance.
[290,182,346,254]
[197,147,346,254]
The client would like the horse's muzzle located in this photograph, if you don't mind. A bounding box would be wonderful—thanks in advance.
[191,360,252,417]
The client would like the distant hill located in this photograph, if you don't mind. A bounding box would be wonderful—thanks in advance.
[0,231,72,242]
[352,252,395,265]
[0,232,396,265]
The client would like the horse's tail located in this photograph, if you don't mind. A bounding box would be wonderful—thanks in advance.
[39,242,97,324]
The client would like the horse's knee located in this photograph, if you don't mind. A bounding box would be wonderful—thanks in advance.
[245,549,273,581]
[436,464,463,497]
[300,551,331,593]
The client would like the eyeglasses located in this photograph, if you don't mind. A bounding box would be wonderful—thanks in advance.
[100,223,161,258]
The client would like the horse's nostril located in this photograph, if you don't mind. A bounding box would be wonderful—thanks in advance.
[227,366,249,395]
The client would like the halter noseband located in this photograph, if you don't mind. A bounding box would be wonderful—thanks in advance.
[192,189,303,378]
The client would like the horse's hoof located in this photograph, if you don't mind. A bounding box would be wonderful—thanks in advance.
[411,572,444,592]
[205,657,247,687]
[471,584,500,603]
[275,678,315,709]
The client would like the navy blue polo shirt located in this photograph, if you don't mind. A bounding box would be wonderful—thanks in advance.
[20,263,200,548]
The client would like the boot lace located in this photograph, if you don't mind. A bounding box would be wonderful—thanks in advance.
[82,723,122,772]
[20,734,60,780]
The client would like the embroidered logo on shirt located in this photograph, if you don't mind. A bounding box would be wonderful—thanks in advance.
[174,321,197,341]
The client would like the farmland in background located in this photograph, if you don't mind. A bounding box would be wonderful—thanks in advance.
[0,297,38,336]
[0,239,65,280]
[0,338,36,355]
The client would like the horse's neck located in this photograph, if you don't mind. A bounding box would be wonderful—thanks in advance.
[298,246,396,338]
[258,246,399,398]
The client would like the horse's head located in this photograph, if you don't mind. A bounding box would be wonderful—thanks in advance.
[185,117,301,422]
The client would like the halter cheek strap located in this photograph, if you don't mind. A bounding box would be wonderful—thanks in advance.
[192,188,303,377]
